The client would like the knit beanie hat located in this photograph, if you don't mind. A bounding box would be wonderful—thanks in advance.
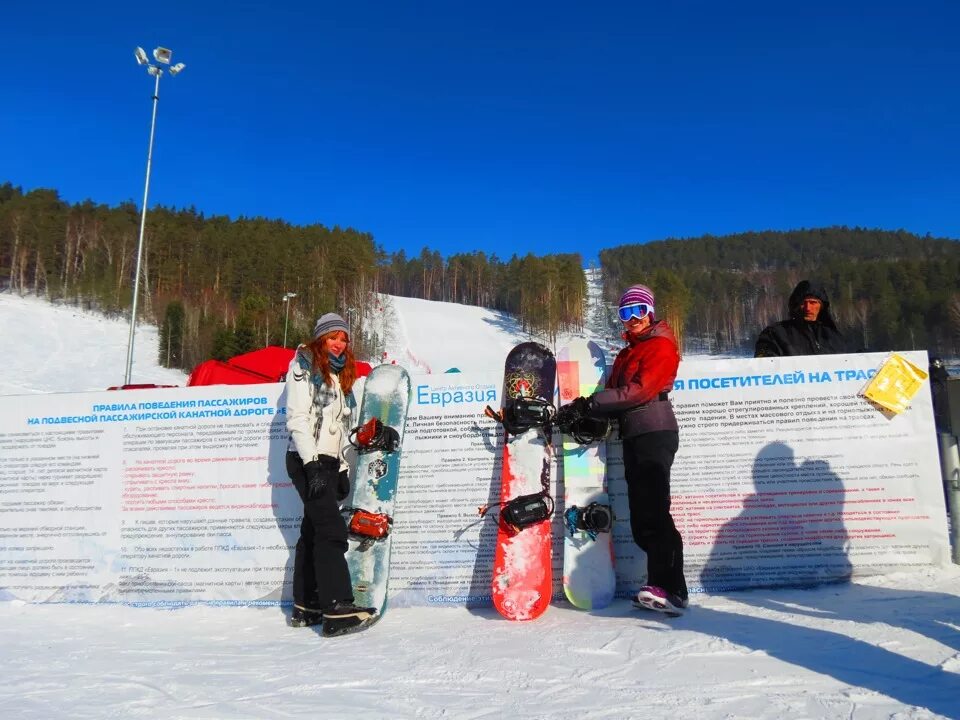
[619,284,655,317]
[312,312,350,340]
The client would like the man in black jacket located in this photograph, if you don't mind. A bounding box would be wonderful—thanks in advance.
[755,280,848,357]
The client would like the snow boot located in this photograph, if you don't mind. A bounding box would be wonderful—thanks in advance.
[289,605,323,628]
[632,585,688,617]
[321,601,377,637]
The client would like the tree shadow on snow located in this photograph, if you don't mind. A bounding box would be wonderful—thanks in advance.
[743,581,960,655]
[480,310,543,344]
[683,597,960,719]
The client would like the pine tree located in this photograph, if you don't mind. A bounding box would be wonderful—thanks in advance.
[159,301,185,368]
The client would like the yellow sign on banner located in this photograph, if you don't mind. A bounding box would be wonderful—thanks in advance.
[861,353,929,414]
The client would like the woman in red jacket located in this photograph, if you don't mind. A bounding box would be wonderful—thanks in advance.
[563,284,688,615]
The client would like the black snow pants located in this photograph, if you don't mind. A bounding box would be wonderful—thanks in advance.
[286,451,353,610]
[621,430,687,600]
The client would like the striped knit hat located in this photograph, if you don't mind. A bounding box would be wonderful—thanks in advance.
[312,312,350,340]
[618,284,655,317]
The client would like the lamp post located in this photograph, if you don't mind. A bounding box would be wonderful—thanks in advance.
[282,292,297,347]
[124,46,187,385]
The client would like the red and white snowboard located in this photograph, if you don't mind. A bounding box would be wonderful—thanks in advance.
[490,342,556,621]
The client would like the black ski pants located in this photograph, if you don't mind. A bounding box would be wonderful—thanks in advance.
[622,430,687,600]
[286,451,353,610]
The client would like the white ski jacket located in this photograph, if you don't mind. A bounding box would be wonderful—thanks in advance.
[285,347,353,472]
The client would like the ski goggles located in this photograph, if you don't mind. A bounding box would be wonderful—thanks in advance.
[617,303,653,322]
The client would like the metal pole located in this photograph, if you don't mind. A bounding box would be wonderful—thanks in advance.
[938,432,960,564]
[283,298,291,348]
[124,71,161,385]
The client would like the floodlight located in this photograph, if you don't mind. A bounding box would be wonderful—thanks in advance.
[126,41,190,383]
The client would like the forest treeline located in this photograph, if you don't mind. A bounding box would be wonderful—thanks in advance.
[0,184,584,369]
[2,183,959,369]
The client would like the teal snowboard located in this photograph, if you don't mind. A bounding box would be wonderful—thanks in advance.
[343,364,412,626]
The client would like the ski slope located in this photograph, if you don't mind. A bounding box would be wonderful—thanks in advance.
[1,291,959,720]
[376,268,624,373]
[0,293,187,395]
[379,294,530,373]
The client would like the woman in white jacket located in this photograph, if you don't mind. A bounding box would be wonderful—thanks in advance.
[285,312,373,632]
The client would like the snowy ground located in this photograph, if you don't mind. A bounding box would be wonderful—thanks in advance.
[2,569,959,720]
[2,291,960,719]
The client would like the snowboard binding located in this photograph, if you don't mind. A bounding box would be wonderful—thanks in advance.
[555,402,610,445]
[342,507,393,549]
[560,414,610,445]
[484,395,555,436]
[479,491,555,535]
[564,502,615,541]
[349,417,401,454]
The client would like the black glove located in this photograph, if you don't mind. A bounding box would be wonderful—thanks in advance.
[570,395,593,417]
[336,469,351,502]
[303,460,328,499]
[556,396,593,431]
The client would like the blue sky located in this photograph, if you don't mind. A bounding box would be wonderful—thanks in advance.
[3,1,959,262]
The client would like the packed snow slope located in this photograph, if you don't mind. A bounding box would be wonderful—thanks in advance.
[1,289,960,720]
[374,267,625,372]
[376,293,532,373]
[0,293,187,395]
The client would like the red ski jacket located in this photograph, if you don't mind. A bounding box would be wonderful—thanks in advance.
[591,320,679,438]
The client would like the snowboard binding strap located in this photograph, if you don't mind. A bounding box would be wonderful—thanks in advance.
[348,417,401,454]
[341,506,393,547]
[484,395,556,436]
[564,502,615,540]
[479,491,555,535]
[560,414,610,445]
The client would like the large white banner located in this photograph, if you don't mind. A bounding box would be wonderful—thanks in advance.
[0,352,950,606]
[618,351,951,595]
[0,384,293,604]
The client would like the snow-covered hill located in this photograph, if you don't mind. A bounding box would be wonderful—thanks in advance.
[0,268,722,397]
[1,291,959,719]
[0,293,187,395]
[375,266,625,372]
[0,273,618,395]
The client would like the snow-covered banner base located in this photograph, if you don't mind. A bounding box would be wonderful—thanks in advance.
[0,352,950,606]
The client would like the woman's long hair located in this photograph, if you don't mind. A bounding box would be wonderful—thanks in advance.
[306,330,357,393]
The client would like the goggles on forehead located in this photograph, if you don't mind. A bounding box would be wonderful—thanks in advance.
[618,303,653,322]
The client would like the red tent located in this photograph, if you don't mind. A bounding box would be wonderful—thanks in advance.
[187,346,294,386]
[186,359,277,386]
[187,346,371,387]
[225,346,297,380]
